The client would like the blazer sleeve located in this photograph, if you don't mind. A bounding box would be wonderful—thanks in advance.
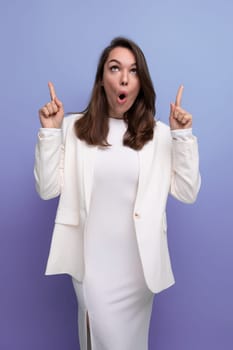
[34,128,64,200]
[170,135,201,203]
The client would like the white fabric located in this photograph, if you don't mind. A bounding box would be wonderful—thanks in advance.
[34,113,201,292]
[170,127,192,139]
[38,125,193,140]
[35,115,200,348]
[73,118,154,350]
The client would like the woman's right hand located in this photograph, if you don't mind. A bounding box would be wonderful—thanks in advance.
[39,82,64,128]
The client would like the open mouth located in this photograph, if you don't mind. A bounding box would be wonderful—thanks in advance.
[119,94,126,100]
[118,93,127,104]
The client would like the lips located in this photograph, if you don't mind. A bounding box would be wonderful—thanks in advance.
[117,91,127,104]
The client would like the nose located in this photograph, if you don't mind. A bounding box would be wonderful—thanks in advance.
[120,70,128,86]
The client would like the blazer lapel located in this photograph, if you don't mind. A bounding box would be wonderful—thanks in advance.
[136,134,158,209]
[82,144,98,213]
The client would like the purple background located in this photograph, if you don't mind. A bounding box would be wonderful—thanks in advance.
[1,0,232,349]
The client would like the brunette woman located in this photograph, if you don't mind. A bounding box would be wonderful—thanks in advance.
[35,37,200,350]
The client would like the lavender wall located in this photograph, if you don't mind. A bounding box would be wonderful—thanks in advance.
[1,0,232,349]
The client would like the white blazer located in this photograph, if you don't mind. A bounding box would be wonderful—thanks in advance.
[34,114,200,293]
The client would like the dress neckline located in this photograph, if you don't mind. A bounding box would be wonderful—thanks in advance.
[108,116,124,120]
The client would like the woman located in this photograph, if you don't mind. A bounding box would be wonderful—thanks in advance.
[34,37,200,350]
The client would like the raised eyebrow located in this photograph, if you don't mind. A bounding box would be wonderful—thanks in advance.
[108,59,137,67]
[108,59,121,65]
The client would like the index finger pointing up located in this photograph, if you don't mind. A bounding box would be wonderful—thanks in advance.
[175,85,184,107]
[48,81,56,101]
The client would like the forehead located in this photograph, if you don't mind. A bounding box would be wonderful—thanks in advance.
[106,47,136,64]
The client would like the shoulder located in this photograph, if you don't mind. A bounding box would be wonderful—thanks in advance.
[154,120,171,139]
[63,113,83,127]
[62,113,83,133]
[156,120,169,131]
[59,113,83,143]
[149,120,172,152]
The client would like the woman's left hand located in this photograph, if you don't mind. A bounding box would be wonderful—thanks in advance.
[169,85,192,130]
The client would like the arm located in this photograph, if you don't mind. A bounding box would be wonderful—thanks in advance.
[170,131,201,203]
[34,82,65,200]
[34,128,64,200]
[169,86,201,203]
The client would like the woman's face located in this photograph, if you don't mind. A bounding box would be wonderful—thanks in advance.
[102,47,140,118]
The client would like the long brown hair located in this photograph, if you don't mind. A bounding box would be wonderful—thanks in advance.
[75,37,156,150]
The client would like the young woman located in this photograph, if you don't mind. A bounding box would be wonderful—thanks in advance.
[34,37,200,350]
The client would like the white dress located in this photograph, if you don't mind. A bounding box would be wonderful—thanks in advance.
[72,117,154,350]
